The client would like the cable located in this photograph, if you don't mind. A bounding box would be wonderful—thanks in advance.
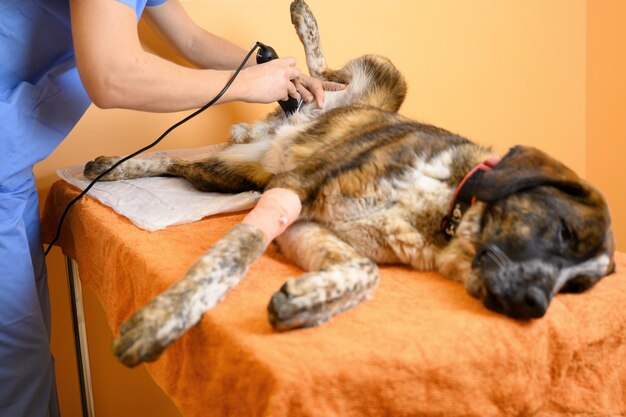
[45,42,263,257]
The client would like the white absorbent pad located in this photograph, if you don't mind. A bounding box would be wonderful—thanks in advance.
[57,145,260,231]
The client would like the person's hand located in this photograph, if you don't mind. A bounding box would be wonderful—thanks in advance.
[236,57,303,104]
[294,75,346,108]
[236,57,347,108]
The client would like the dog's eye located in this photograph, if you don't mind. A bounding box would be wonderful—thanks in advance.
[558,220,576,245]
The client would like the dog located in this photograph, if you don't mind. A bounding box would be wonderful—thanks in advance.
[84,0,616,367]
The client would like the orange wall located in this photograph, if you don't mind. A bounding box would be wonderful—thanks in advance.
[34,1,621,416]
[586,0,626,252]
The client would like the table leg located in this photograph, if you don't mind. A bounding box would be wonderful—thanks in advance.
[66,257,96,417]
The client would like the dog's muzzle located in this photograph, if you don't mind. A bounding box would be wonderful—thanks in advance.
[473,244,551,319]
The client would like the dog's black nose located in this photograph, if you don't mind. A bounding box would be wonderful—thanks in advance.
[484,284,548,319]
[520,286,548,318]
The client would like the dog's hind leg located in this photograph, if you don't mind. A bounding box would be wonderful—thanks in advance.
[290,0,407,111]
[268,221,380,330]
[84,140,274,193]
[290,0,330,79]
[83,156,181,181]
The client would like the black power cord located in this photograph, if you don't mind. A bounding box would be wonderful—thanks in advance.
[45,41,264,257]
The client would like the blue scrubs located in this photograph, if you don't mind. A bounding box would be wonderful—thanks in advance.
[0,0,166,415]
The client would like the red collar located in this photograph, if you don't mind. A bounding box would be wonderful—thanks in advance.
[441,157,500,239]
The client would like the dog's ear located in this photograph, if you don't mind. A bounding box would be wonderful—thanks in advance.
[474,145,587,202]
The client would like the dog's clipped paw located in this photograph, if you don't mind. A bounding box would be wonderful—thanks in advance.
[83,156,123,180]
[112,307,172,367]
[112,329,165,368]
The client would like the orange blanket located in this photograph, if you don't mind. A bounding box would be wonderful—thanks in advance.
[42,180,626,417]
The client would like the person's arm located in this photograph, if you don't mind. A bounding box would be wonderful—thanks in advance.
[143,0,346,108]
[70,0,301,111]
[143,0,255,70]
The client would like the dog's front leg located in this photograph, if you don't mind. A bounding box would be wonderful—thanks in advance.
[112,223,267,367]
[269,221,380,330]
[113,188,302,366]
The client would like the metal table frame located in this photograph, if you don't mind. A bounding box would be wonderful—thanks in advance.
[66,257,96,417]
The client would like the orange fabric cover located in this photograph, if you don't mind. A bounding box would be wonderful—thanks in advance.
[42,180,626,417]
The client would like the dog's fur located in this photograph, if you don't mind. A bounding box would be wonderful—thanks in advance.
[85,0,616,367]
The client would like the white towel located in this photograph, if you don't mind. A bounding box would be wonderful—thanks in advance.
[56,145,260,231]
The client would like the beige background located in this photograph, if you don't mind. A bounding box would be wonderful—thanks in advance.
[35,1,625,416]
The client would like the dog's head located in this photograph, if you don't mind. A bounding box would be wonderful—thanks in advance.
[452,146,615,319]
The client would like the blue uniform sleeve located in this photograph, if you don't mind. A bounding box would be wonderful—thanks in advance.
[114,0,167,18]
[114,0,140,10]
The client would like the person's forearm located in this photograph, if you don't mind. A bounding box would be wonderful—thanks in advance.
[91,50,246,112]
[143,1,255,71]
[72,0,304,113]
[72,0,254,112]
[178,28,256,70]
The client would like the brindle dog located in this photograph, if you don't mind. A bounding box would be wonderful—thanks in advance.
[85,0,615,367]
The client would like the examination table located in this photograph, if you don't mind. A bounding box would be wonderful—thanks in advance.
[42,179,626,417]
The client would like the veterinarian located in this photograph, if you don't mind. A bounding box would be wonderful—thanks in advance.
[0,0,340,415]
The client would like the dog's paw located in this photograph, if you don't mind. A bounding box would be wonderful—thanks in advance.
[267,277,330,331]
[112,306,173,367]
[290,0,311,26]
[267,270,376,331]
[83,156,123,180]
